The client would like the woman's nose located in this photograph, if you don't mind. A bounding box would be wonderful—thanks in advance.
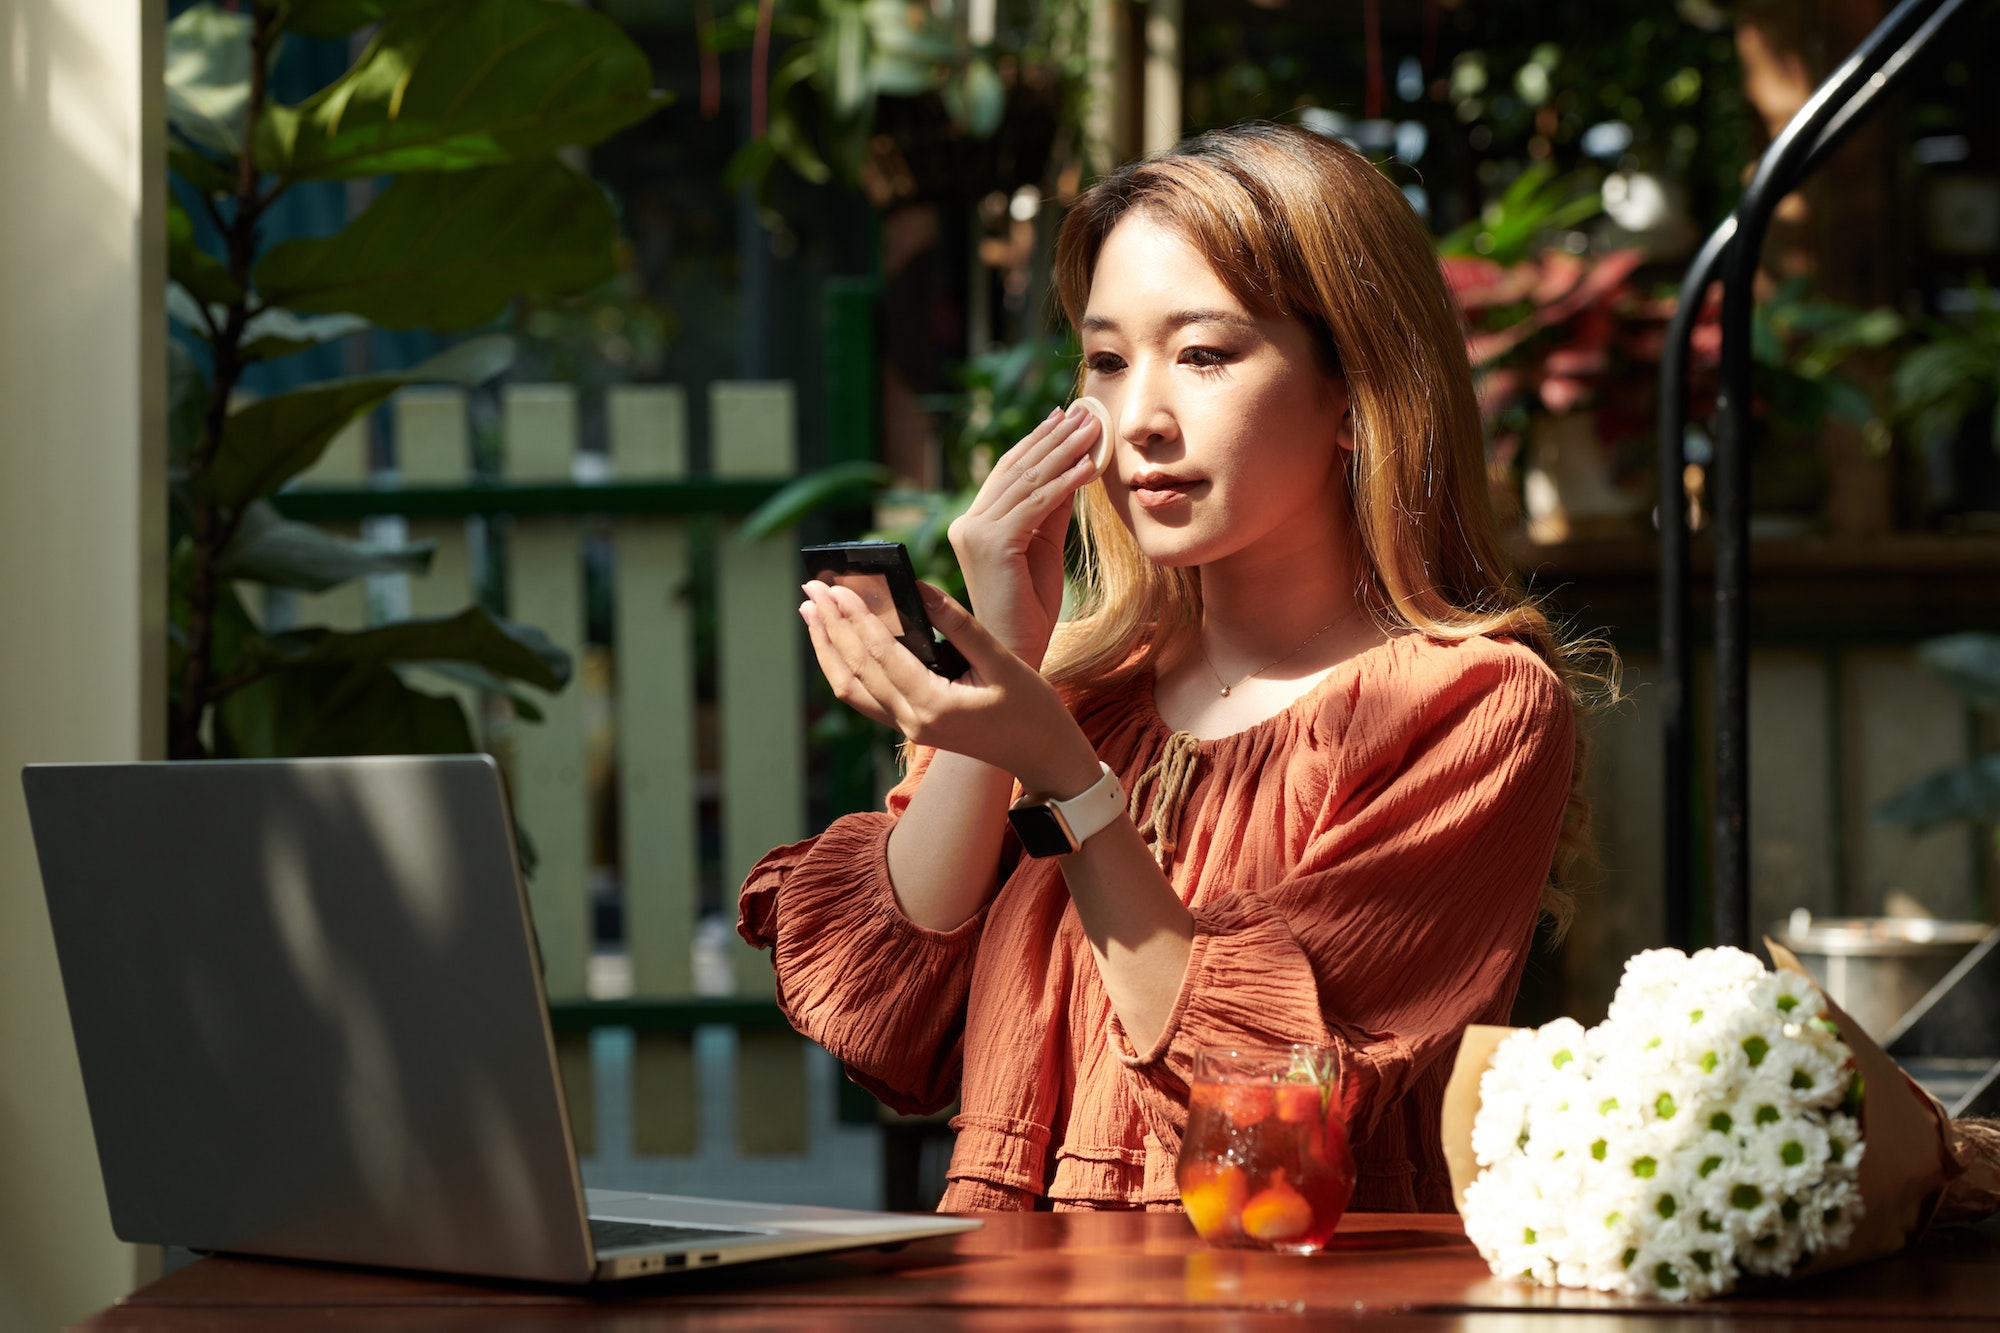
[1114,361,1177,447]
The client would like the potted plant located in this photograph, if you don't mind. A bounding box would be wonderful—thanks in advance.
[1438,164,1654,541]
[164,0,665,761]
[1444,184,1902,543]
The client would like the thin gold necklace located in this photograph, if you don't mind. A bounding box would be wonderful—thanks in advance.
[1202,612,1353,697]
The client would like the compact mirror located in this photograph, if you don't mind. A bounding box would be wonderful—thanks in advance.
[799,541,971,679]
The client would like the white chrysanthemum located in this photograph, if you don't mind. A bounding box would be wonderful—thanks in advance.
[1459,946,1866,1301]
[1819,1111,1864,1179]
[1463,1155,1553,1277]
[1473,1019,1591,1165]
[1775,1034,1846,1104]
[1809,1176,1862,1255]
[1749,1118,1831,1196]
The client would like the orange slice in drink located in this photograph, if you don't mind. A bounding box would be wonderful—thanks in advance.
[1240,1170,1314,1243]
[1179,1162,1247,1240]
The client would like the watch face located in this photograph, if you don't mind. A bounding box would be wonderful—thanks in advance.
[1007,804,1077,858]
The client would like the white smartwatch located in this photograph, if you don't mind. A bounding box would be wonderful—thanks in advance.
[1006,762,1125,858]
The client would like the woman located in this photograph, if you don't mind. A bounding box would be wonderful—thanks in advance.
[740,122,1599,1213]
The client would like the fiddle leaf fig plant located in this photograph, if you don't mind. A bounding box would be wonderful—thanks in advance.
[166,0,666,760]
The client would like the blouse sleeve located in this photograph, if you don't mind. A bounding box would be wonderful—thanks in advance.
[737,745,999,1115]
[1106,639,1574,1155]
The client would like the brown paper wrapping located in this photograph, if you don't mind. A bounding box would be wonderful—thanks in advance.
[1442,1024,1515,1210]
[1441,940,1996,1280]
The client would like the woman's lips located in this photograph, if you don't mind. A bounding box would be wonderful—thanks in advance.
[1131,477,1204,509]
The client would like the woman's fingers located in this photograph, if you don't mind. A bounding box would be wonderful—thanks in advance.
[806,582,938,727]
[992,405,1099,509]
[959,407,1060,521]
[962,405,1098,524]
[806,580,1052,771]
[985,412,1100,524]
[800,597,894,728]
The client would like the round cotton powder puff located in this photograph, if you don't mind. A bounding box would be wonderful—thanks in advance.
[1070,396,1115,481]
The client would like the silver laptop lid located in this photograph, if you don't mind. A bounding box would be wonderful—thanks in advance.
[23,756,598,1283]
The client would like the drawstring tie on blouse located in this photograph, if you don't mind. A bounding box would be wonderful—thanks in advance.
[1128,730,1203,873]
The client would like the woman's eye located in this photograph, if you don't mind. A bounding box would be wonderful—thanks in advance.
[1182,346,1233,368]
[1084,352,1124,375]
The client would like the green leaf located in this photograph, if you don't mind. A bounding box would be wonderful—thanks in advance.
[823,4,868,117]
[213,380,398,506]
[768,103,833,185]
[869,51,944,97]
[395,659,544,721]
[166,3,252,159]
[738,461,895,541]
[941,59,1000,136]
[168,195,241,307]
[1820,376,1874,426]
[217,500,437,592]
[170,145,237,196]
[960,58,1005,138]
[216,661,478,758]
[167,281,214,336]
[239,307,372,361]
[265,0,668,181]
[1876,754,2000,832]
[1892,320,2000,459]
[1829,307,1907,351]
[764,47,832,184]
[168,286,367,360]
[204,334,513,508]
[1917,633,2000,712]
[724,136,780,193]
[864,0,955,64]
[255,162,618,330]
[285,0,449,40]
[263,605,572,691]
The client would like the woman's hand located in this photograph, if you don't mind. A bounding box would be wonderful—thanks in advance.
[801,579,1101,799]
[947,402,1103,671]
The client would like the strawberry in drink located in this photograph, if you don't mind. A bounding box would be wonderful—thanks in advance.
[1177,1045,1354,1252]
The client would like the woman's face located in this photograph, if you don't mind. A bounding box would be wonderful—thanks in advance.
[1079,212,1352,570]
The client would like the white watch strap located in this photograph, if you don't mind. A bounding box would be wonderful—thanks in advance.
[1050,762,1124,848]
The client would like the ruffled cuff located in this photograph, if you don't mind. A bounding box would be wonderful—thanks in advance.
[737,811,985,1114]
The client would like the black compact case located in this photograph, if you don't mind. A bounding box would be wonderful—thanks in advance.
[799,541,972,679]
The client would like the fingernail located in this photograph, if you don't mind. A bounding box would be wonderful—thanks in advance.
[1064,401,1088,423]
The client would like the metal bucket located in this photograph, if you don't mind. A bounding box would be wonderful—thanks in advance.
[1776,911,1993,1042]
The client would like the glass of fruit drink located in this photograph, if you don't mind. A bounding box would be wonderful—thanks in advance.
[1177,1044,1354,1252]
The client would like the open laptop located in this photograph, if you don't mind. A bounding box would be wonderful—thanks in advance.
[21,755,978,1283]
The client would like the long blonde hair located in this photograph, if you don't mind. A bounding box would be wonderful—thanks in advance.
[1046,122,1610,928]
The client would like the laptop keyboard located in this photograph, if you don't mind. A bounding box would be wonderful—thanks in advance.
[590,1218,769,1254]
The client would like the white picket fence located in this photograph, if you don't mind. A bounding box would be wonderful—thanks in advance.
[289,382,854,1175]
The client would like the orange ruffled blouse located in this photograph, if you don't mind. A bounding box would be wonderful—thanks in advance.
[738,632,1573,1213]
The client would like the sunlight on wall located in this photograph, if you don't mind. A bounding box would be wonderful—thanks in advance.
[0,1,164,1328]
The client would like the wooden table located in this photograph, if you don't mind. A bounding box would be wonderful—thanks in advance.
[75,1211,2000,1331]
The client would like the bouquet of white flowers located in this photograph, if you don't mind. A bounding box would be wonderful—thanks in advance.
[1456,946,1865,1300]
